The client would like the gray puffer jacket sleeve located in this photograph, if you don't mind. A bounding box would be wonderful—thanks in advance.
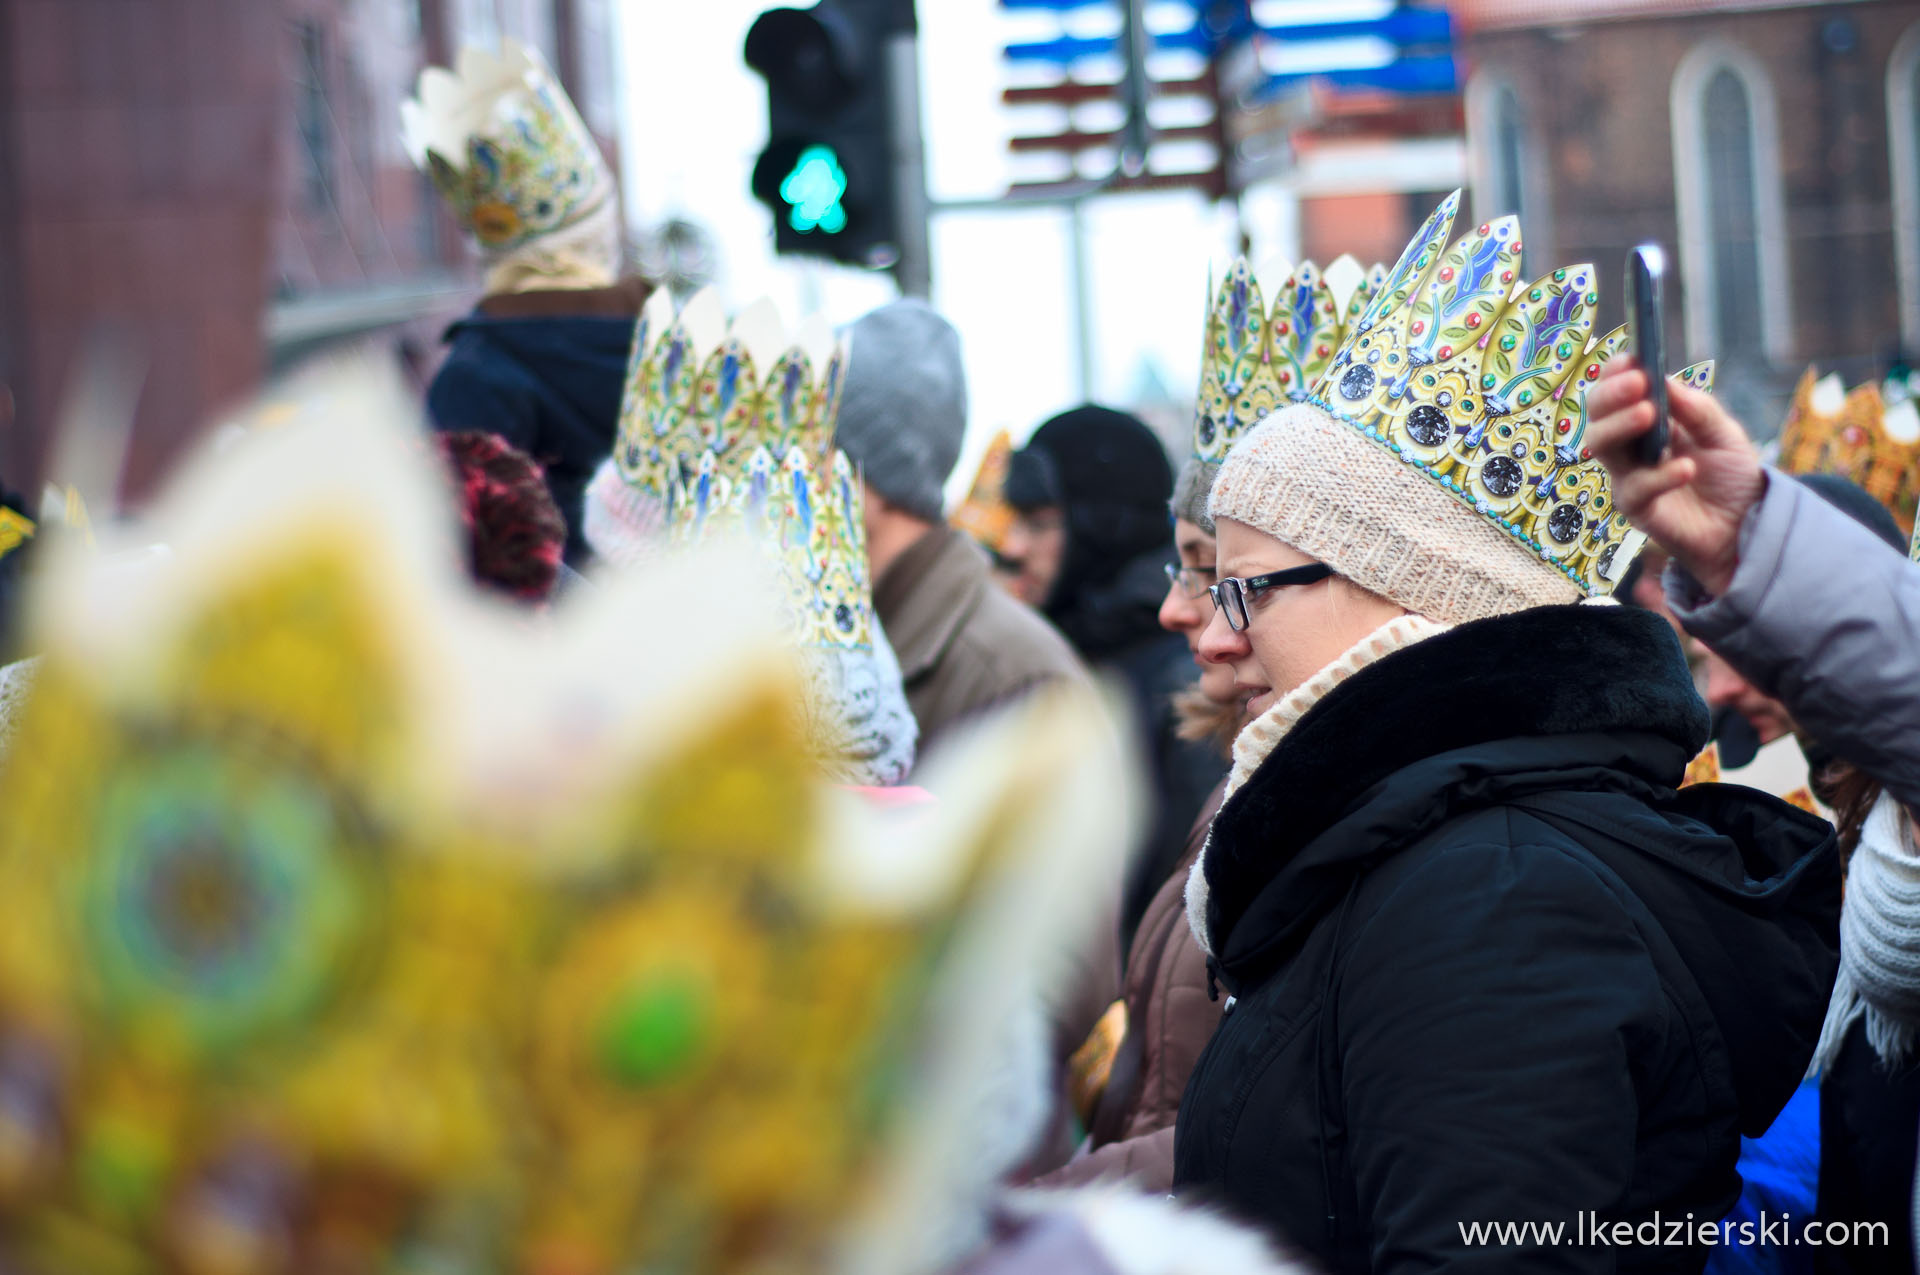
[1665,467,1920,809]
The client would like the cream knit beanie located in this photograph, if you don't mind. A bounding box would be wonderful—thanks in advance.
[1208,402,1581,625]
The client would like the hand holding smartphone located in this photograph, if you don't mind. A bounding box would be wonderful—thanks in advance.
[1625,245,1669,466]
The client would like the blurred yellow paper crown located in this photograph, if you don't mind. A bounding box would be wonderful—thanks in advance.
[1293,191,1714,597]
[0,366,1131,1275]
[1777,367,1920,537]
[612,288,872,651]
[0,505,30,562]
[400,40,614,253]
[952,429,1016,557]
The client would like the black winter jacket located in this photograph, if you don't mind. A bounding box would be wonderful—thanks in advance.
[1171,605,1840,1274]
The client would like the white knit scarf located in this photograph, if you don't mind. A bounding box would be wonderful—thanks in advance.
[1186,613,1452,957]
[1812,793,1920,1076]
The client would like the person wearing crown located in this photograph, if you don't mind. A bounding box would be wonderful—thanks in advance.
[591,287,917,788]
[402,41,652,567]
[1169,192,1840,1272]
[1588,355,1920,1275]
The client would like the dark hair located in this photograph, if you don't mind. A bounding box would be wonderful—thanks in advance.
[1815,758,1882,871]
[435,432,566,604]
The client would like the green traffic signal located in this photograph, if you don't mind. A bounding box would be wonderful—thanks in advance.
[778,145,849,235]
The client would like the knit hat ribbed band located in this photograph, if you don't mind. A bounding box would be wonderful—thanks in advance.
[1207,402,1580,625]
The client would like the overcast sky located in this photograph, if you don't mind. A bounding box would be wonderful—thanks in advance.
[614,0,1239,499]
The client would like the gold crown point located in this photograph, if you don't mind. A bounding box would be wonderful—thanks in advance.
[1778,364,1920,536]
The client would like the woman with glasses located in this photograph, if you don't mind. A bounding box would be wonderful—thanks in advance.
[1036,454,1244,1194]
[1169,200,1839,1274]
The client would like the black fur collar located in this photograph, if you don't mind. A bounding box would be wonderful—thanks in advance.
[1204,604,1709,966]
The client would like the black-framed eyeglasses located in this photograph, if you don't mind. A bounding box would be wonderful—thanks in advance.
[1163,561,1217,598]
[1207,563,1335,632]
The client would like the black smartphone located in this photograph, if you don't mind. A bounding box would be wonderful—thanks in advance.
[1625,245,1668,465]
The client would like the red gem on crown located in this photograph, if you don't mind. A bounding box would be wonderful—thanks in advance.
[1465,313,1482,329]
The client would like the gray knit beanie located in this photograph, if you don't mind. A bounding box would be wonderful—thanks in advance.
[834,299,967,521]
[1171,458,1217,533]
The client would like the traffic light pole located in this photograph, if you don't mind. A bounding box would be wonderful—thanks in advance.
[885,27,931,299]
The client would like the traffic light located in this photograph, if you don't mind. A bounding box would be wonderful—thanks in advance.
[745,1,912,268]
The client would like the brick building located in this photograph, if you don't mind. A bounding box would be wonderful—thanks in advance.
[0,0,621,500]
[1455,0,1920,434]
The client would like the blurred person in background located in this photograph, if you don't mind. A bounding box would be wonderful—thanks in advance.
[1589,357,1920,1275]
[1172,200,1838,1271]
[1701,475,1905,787]
[1005,408,1221,949]
[402,41,652,566]
[831,300,1087,754]
[582,289,919,791]
[1032,436,1240,1193]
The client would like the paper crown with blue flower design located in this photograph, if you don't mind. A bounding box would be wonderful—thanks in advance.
[400,40,614,253]
[611,288,871,651]
[1272,190,1714,596]
[1192,254,1388,465]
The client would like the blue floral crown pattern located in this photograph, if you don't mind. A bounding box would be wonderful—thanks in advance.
[401,41,613,253]
[1307,190,1714,596]
[613,290,871,652]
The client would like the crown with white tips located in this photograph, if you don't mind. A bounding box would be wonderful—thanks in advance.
[612,288,869,651]
[400,40,613,252]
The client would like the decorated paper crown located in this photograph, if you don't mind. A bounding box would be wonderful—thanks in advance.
[612,288,872,651]
[0,504,30,563]
[1192,254,1387,464]
[400,40,614,253]
[1777,367,1920,536]
[0,366,1132,1275]
[1284,190,1714,596]
[952,429,1016,557]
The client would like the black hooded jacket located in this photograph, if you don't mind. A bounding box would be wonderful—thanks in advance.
[1171,605,1840,1274]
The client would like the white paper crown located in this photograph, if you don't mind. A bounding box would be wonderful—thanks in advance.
[1304,190,1715,597]
[400,40,614,252]
[612,289,870,651]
